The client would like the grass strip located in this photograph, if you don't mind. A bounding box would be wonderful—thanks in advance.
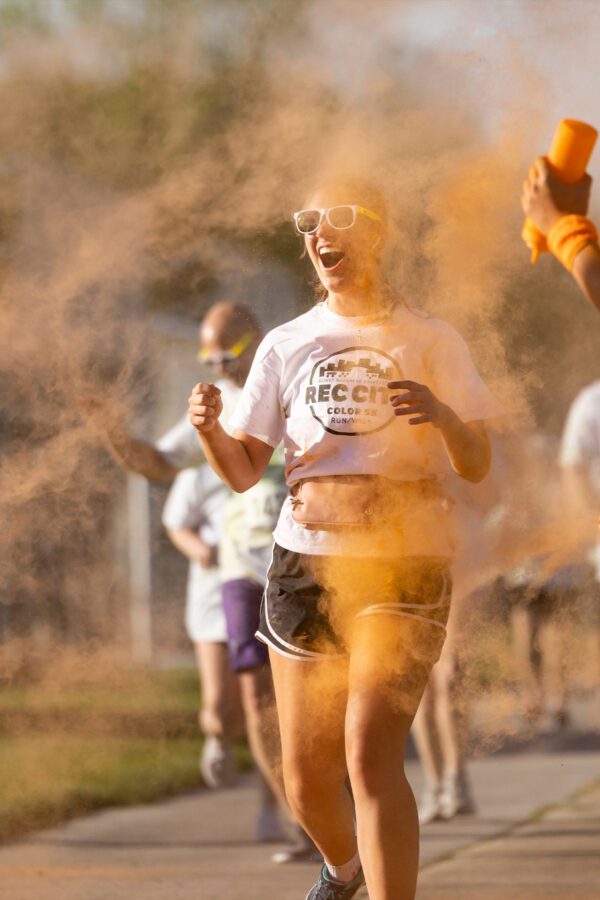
[0,734,204,842]
[0,668,251,843]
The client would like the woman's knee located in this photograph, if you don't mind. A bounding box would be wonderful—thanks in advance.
[346,737,392,797]
[282,756,345,818]
[346,701,411,796]
[283,768,318,818]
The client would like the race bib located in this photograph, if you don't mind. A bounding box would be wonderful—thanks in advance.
[241,469,288,533]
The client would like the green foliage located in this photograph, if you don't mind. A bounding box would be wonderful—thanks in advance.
[0,0,313,314]
[0,667,251,842]
[0,0,48,37]
[0,0,310,185]
[0,734,199,840]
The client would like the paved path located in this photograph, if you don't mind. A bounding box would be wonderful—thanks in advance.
[418,783,600,899]
[0,738,598,899]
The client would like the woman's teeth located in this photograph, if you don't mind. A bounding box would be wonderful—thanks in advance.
[318,247,345,270]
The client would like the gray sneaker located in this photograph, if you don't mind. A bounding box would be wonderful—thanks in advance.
[305,864,365,899]
[438,770,476,819]
[417,785,441,825]
[199,737,237,789]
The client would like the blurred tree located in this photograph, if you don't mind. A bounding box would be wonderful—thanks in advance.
[1,0,599,669]
[0,0,320,314]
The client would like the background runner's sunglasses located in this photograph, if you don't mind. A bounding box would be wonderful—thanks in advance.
[293,205,382,235]
[197,330,256,366]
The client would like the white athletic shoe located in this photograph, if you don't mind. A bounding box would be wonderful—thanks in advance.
[255,806,287,843]
[438,771,476,819]
[199,737,237,789]
[417,785,441,825]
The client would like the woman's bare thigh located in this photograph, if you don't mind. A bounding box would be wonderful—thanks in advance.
[269,648,349,776]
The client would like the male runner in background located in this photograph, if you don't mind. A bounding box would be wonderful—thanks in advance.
[163,462,289,841]
[91,301,316,858]
[97,302,259,482]
[162,464,240,791]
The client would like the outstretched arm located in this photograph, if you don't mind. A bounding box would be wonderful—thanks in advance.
[81,402,179,482]
[188,382,273,491]
[388,380,491,483]
[521,156,600,313]
[100,425,179,482]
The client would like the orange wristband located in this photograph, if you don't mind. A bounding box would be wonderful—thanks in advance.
[546,215,598,271]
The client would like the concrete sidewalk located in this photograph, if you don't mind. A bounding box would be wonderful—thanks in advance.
[418,783,600,899]
[0,740,598,899]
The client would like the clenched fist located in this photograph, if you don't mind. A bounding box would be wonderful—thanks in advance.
[188,383,223,433]
[521,156,592,235]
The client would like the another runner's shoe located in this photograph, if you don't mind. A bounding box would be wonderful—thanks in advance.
[438,770,476,819]
[305,864,365,899]
[417,785,441,825]
[272,829,322,864]
[199,736,237,789]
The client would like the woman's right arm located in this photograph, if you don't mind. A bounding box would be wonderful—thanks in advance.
[188,382,273,492]
[522,157,600,313]
[571,242,600,312]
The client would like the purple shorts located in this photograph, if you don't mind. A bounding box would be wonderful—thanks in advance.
[221,578,270,672]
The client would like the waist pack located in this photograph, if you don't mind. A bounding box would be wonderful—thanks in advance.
[290,475,447,530]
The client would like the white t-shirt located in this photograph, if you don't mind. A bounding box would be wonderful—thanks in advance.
[219,456,287,585]
[157,378,286,584]
[229,302,502,557]
[155,379,242,469]
[560,381,600,495]
[162,465,229,642]
[560,380,600,579]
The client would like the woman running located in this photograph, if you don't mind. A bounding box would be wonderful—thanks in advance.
[188,176,500,900]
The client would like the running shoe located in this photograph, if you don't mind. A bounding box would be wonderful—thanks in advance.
[438,770,476,819]
[305,864,365,899]
[417,785,441,825]
[199,736,237,789]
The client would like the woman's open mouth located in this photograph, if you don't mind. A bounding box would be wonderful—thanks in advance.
[318,245,346,272]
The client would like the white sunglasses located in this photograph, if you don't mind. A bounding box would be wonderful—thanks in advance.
[293,205,382,235]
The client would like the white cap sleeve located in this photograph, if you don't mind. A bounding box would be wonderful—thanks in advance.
[560,387,600,468]
[161,468,206,531]
[228,336,284,447]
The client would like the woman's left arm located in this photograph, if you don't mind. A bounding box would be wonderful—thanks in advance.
[388,379,491,483]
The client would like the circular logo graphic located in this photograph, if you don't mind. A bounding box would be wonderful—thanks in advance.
[305,345,402,436]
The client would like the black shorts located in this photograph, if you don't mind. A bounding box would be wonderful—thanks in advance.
[257,543,452,661]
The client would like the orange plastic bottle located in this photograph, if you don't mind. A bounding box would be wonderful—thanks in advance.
[522,119,597,262]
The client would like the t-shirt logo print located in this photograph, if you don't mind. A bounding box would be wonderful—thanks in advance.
[305,346,402,436]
